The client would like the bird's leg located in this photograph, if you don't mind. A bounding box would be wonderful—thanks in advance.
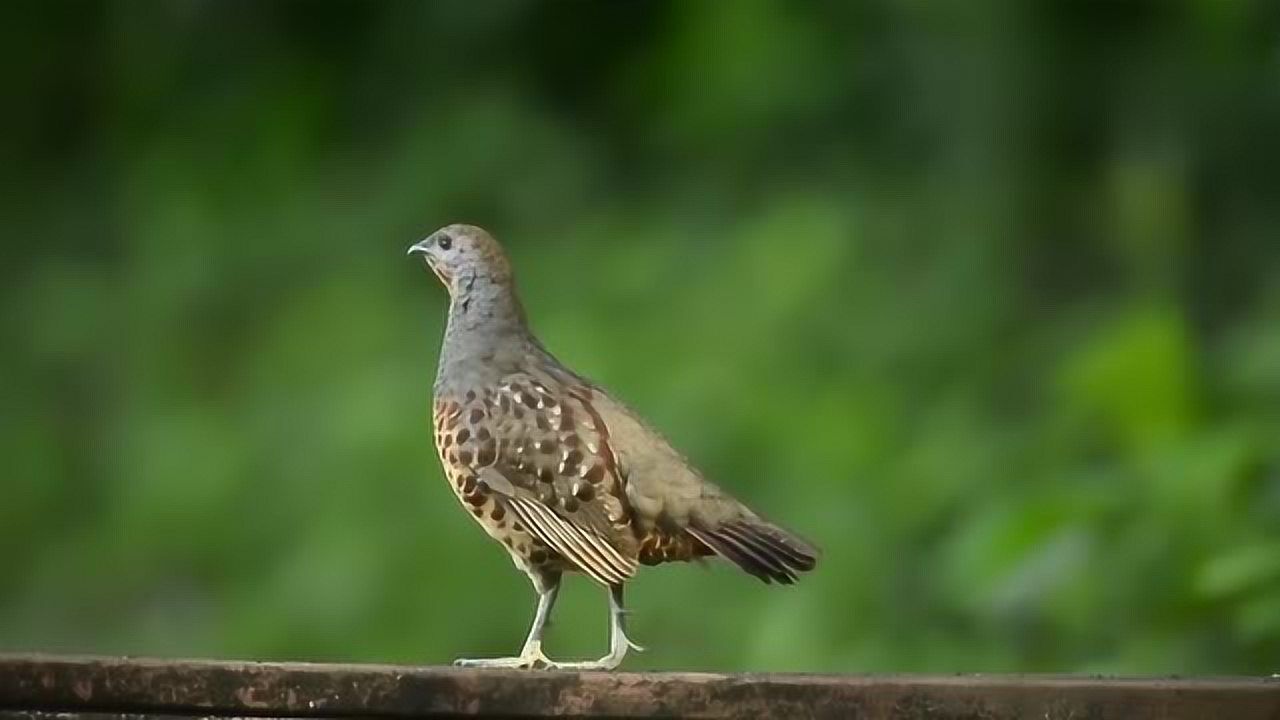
[545,584,643,671]
[608,583,646,655]
[454,572,559,669]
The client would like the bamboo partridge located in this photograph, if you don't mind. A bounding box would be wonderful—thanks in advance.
[408,225,818,670]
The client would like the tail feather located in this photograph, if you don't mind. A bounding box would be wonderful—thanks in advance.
[686,525,783,584]
[688,517,819,584]
[718,524,797,581]
[746,523,819,571]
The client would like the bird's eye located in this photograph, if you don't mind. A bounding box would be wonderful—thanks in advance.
[437,234,453,251]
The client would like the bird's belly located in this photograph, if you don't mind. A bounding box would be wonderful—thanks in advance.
[436,449,563,575]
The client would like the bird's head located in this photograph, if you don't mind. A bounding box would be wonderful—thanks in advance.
[408,224,513,293]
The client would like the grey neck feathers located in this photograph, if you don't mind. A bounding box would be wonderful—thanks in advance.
[436,270,532,391]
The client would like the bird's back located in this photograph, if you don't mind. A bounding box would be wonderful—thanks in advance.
[576,377,817,580]
[518,340,817,581]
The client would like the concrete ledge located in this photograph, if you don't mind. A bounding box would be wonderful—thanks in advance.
[1,655,1277,719]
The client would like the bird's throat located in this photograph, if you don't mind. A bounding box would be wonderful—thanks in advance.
[438,273,532,388]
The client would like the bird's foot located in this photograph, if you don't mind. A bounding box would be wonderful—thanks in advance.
[452,651,629,672]
[453,624,642,672]
[453,651,551,669]
[539,631,641,671]
[538,654,626,672]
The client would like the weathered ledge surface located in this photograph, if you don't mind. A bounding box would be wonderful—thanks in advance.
[0,654,1277,720]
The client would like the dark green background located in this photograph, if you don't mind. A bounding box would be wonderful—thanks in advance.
[3,1,1279,674]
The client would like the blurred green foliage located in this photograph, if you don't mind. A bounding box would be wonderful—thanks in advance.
[2,1,1279,674]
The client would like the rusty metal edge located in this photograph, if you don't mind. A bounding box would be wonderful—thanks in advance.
[0,654,1277,720]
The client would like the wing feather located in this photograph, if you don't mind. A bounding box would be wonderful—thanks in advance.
[453,375,640,586]
[507,496,634,585]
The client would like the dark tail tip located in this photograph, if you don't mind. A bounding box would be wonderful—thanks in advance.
[688,519,819,585]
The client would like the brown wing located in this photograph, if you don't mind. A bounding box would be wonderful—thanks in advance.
[576,384,816,581]
[437,377,638,586]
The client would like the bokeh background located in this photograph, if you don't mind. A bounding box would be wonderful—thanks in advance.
[3,0,1280,675]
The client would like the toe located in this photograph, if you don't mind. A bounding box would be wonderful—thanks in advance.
[453,657,524,669]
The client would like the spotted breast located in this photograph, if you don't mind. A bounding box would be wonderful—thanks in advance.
[433,376,646,585]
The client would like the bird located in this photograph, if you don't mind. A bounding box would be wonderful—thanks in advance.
[408,224,818,670]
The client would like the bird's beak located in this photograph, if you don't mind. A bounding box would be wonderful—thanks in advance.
[407,239,451,285]
[407,240,432,258]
